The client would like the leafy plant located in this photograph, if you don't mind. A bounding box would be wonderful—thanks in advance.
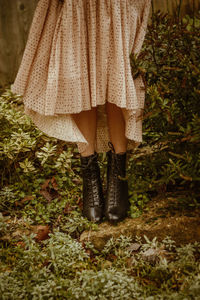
[0,10,200,300]
[129,11,200,203]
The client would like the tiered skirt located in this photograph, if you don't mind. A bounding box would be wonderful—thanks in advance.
[11,0,151,153]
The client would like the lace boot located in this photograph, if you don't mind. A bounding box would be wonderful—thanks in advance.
[105,143,130,223]
[80,152,104,223]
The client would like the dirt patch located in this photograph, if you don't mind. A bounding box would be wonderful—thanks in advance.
[80,193,200,250]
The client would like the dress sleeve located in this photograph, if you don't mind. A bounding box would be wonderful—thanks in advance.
[132,0,151,56]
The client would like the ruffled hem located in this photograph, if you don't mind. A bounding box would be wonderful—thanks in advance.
[24,100,142,153]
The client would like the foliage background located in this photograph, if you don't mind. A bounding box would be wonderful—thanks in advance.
[1,0,200,87]
[0,7,200,300]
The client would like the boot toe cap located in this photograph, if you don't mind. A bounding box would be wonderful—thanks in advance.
[107,211,127,224]
[84,207,103,223]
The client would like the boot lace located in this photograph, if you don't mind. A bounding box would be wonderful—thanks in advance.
[108,142,128,181]
[81,153,102,207]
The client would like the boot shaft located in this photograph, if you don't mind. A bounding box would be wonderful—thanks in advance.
[107,150,127,179]
[80,152,104,222]
[105,143,129,223]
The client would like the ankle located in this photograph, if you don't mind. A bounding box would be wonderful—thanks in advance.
[80,152,95,158]
[108,141,127,154]
[79,141,96,157]
[80,149,95,157]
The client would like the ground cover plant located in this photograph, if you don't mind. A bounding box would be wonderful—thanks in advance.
[129,10,200,216]
[0,10,200,300]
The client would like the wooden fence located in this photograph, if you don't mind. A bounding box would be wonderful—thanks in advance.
[0,0,38,87]
[152,0,200,16]
[0,0,199,87]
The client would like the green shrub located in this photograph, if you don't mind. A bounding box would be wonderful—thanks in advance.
[0,229,200,299]
[0,11,200,300]
[128,11,200,206]
[67,269,141,300]
[1,12,200,220]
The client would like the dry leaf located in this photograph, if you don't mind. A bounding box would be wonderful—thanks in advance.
[32,225,50,242]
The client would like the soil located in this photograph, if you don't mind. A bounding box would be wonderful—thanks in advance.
[80,192,200,250]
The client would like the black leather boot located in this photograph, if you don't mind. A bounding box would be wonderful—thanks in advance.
[80,152,104,223]
[105,143,130,223]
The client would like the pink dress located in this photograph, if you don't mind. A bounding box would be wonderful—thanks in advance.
[11,0,151,153]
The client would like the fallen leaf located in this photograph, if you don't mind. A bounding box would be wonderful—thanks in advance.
[41,179,51,190]
[40,190,53,202]
[51,177,58,190]
[15,195,34,207]
[32,225,50,242]
[63,203,73,214]
[15,241,26,248]
[127,243,141,252]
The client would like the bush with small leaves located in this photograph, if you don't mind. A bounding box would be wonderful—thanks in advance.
[128,11,200,205]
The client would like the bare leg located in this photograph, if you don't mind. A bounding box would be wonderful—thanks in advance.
[106,102,127,153]
[72,107,97,157]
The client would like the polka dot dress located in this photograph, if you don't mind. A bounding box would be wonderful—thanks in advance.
[11,0,151,153]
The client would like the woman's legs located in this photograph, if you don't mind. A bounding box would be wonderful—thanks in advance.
[72,107,97,157]
[72,107,104,223]
[72,103,127,154]
[105,102,129,223]
[105,102,127,153]
[72,104,129,223]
